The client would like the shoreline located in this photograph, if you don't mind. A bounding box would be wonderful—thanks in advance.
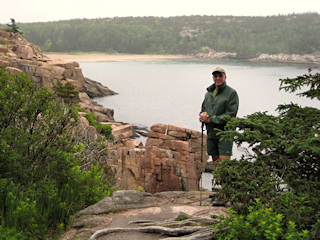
[45,52,320,65]
[45,53,190,62]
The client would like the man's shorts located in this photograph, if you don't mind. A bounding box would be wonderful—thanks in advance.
[207,138,233,156]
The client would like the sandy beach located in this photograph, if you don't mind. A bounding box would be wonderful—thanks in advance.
[45,53,189,62]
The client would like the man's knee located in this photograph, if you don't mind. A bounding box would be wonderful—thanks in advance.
[212,155,230,162]
[212,156,219,162]
[219,155,230,161]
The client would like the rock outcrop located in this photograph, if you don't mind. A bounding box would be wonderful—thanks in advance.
[107,123,209,193]
[252,52,320,64]
[84,77,117,98]
[195,47,237,60]
[60,190,226,240]
[140,124,209,193]
[0,27,116,123]
[193,46,320,64]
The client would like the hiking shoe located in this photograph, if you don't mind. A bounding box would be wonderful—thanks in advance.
[212,201,226,207]
[212,185,222,192]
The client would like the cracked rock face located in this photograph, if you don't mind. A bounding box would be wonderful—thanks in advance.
[107,123,209,194]
[139,123,209,193]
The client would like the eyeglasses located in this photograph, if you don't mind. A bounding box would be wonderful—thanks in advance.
[213,73,223,78]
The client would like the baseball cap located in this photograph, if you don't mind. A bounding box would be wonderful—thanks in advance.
[212,67,226,75]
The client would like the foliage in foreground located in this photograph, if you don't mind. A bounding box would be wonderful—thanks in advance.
[0,68,113,239]
[214,199,310,240]
[213,68,320,238]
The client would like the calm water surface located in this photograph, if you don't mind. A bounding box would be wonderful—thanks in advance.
[80,60,317,130]
[80,60,318,190]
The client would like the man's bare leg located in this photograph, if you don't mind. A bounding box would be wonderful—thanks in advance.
[211,156,219,170]
[219,155,230,161]
[211,155,230,206]
[212,155,230,170]
[212,155,230,190]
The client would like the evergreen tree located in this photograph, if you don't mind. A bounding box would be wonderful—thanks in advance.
[6,18,23,34]
[213,68,320,237]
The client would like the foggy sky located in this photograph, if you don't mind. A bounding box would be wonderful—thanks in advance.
[1,0,319,24]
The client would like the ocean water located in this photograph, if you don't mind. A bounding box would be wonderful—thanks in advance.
[79,59,318,190]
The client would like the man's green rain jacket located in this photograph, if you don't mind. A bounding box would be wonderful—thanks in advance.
[201,82,239,139]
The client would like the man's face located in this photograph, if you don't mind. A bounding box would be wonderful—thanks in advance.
[213,72,226,87]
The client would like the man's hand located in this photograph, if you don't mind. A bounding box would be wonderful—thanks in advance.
[199,112,210,123]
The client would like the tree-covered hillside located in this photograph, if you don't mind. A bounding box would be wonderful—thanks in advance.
[3,13,320,56]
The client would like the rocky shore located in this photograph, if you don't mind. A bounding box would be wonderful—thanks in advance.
[192,48,320,65]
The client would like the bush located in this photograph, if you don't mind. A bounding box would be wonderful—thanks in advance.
[213,159,280,213]
[5,18,23,34]
[0,68,113,239]
[213,68,320,237]
[0,225,28,240]
[54,81,80,106]
[214,199,310,240]
[84,111,112,138]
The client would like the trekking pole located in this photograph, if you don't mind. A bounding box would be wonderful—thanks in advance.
[200,123,204,206]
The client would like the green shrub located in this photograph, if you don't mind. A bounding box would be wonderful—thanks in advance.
[212,159,279,213]
[84,112,112,139]
[0,68,113,239]
[101,123,112,136]
[0,225,28,240]
[85,111,97,124]
[5,19,23,34]
[214,69,320,235]
[214,199,310,240]
[54,81,80,106]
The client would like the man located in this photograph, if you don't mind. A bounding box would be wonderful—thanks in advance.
[200,67,239,206]
[200,66,239,166]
